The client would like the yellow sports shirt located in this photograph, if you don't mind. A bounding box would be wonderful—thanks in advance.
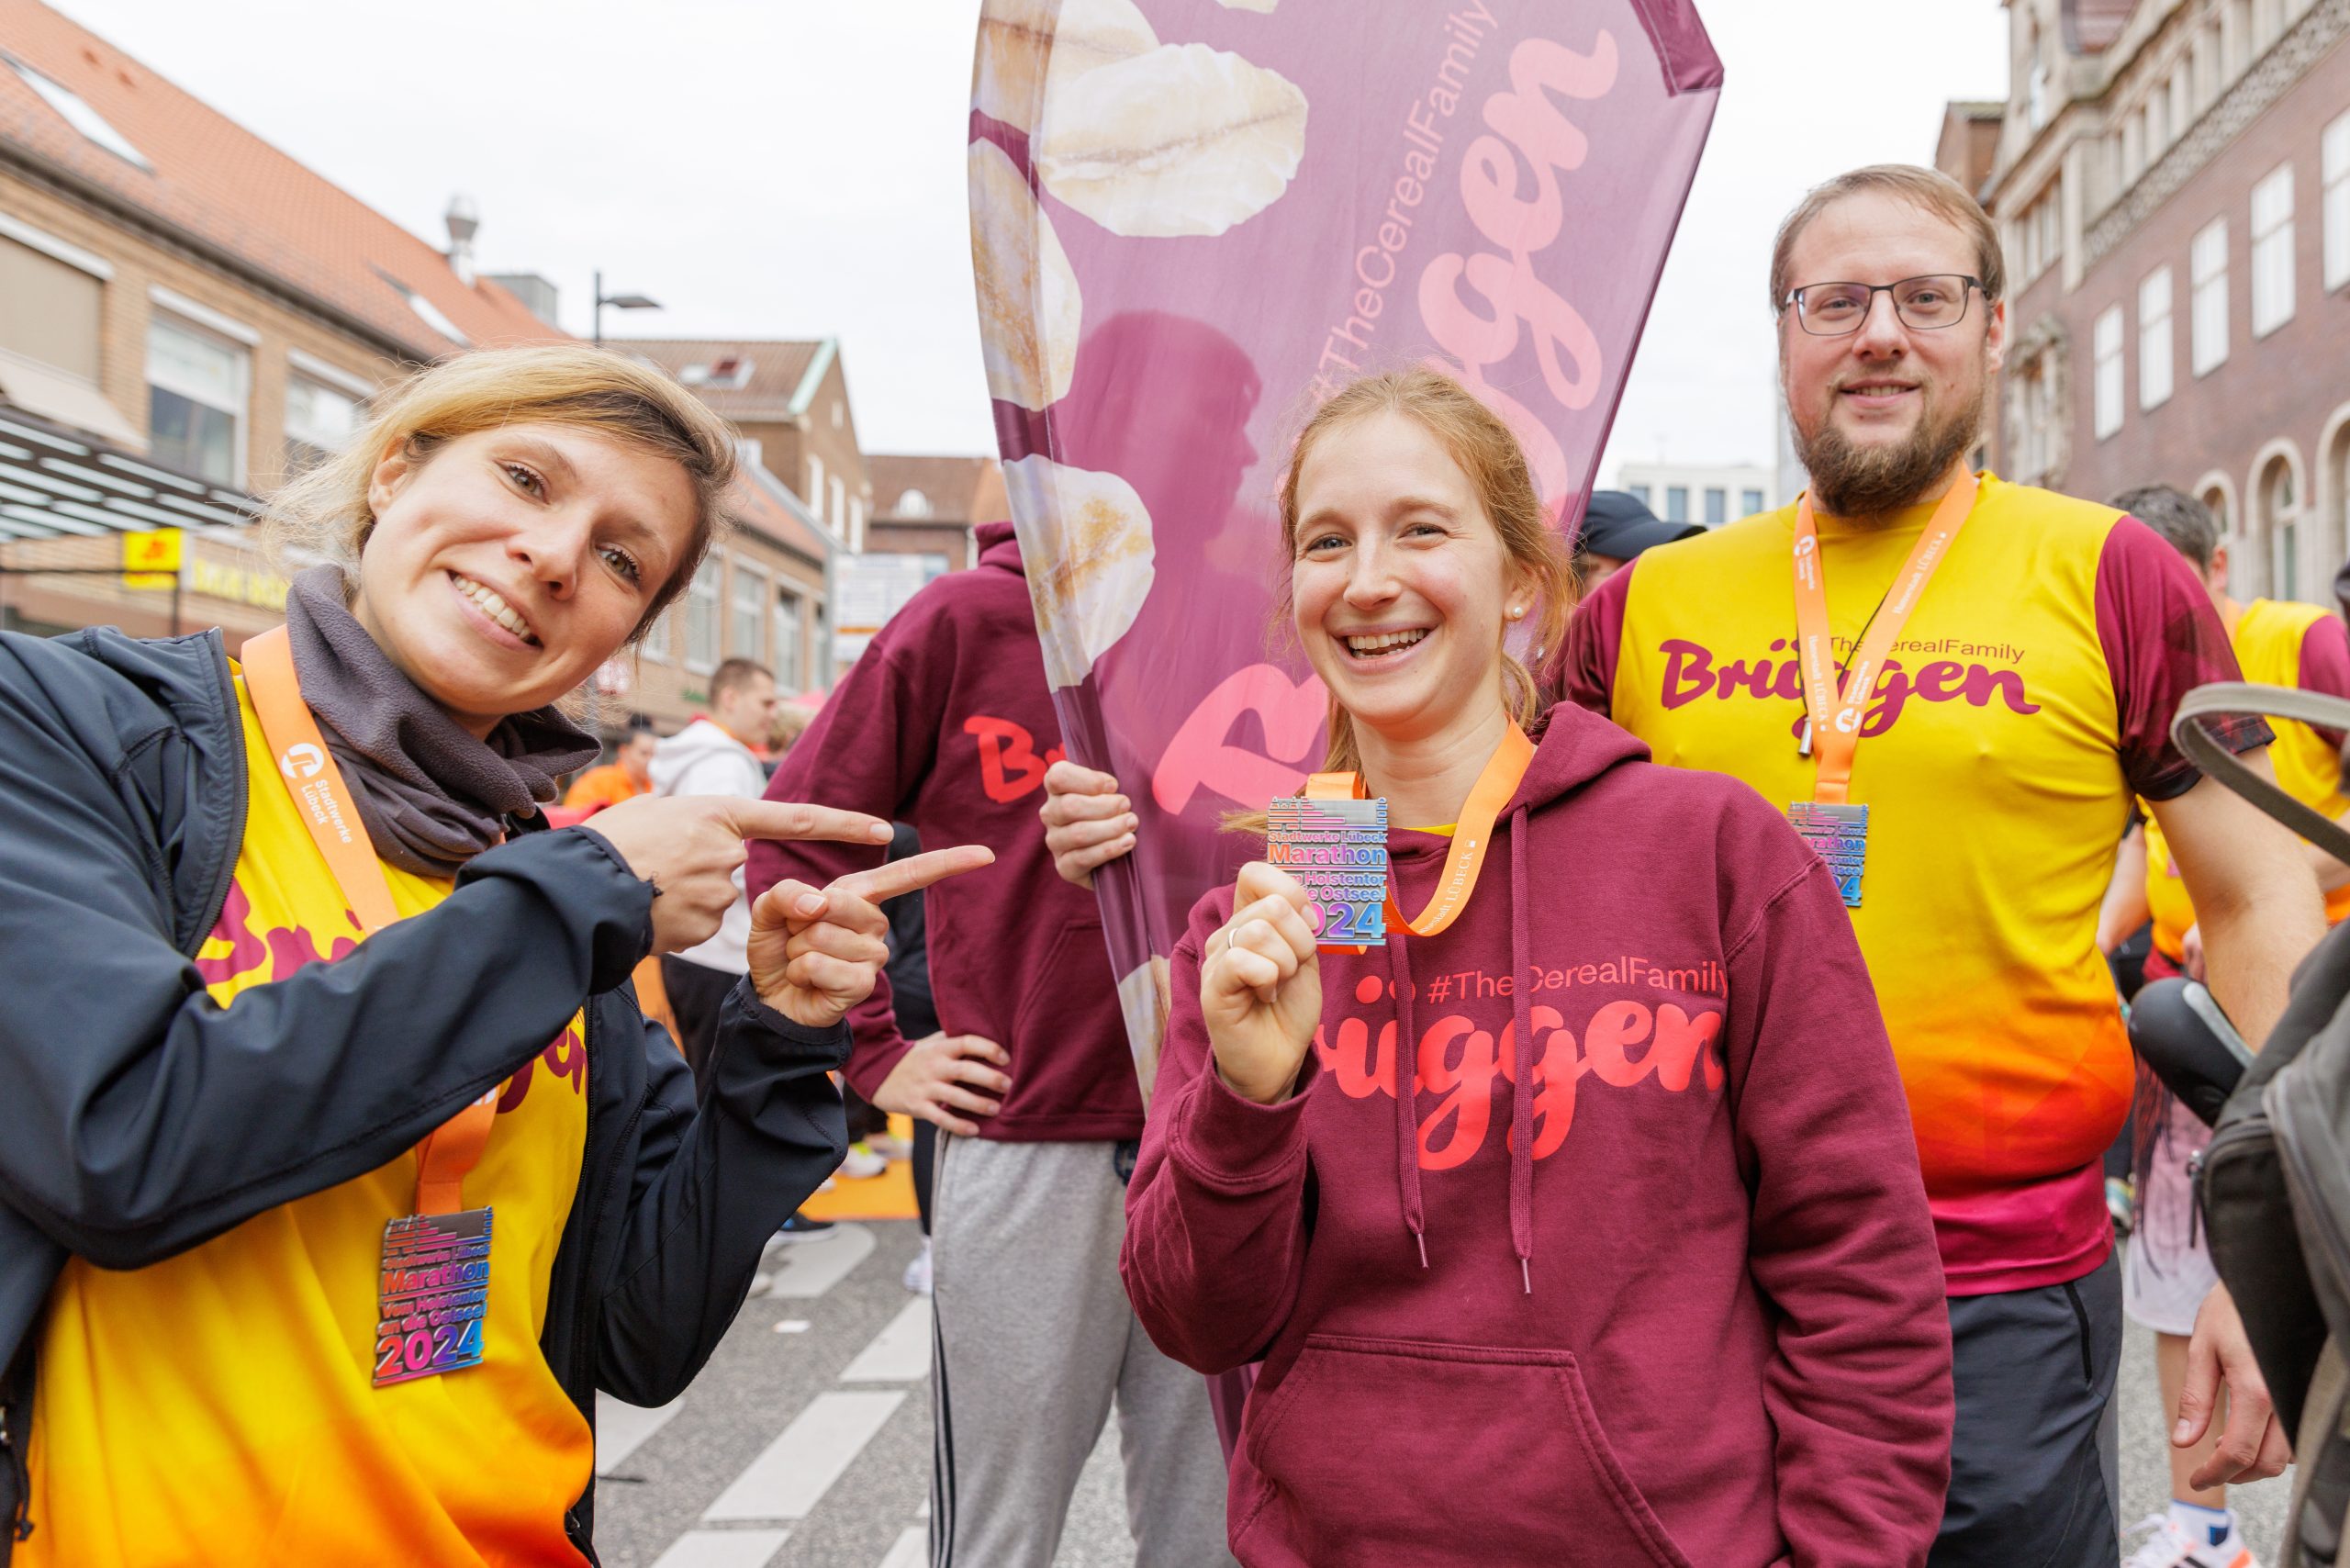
[2144,597,2350,961]
[23,675,595,1565]
[1563,476,2262,1294]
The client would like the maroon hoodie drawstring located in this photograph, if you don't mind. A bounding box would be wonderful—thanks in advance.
[1508,806,1535,1294]
[1384,934,1428,1268]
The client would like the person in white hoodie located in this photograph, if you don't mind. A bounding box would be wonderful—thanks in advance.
[653,657,778,1088]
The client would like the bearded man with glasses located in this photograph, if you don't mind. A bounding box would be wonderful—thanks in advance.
[1560,163,2322,1566]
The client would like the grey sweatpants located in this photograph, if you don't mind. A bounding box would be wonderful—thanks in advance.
[928,1134,1235,1568]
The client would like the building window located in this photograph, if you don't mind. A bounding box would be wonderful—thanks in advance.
[2263,456,2302,600]
[849,496,865,552]
[2252,162,2296,337]
[2093,305,2125,441]
[773,592,803,693]
[895,488,933,519]
[0,231,101,382]
[1627,484,1651,508]
[283,375,359,477]
[2192,218,2230,375]
[729,562,767,662]
[807,454,826,517]
[685,556,722,673]
[1741,487,1765,515]
[2139,267,2175,410]
[2170,70,2191,141]
[147,313,247,485]
[1665,487,1688,523]
[2325,110,2350,292]
[830,474,846,533]
[1703,487,1727,525]
[641,602,672,663]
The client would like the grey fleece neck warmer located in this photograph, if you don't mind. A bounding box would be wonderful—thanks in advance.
[282,565,599,879]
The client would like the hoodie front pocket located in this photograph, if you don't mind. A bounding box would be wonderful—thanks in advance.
[1233,1333,1694,1568]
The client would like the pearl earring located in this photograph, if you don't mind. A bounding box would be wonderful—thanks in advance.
[1506,605,1525,621]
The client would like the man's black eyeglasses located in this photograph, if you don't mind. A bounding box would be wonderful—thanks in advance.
[1780,274,1986,337]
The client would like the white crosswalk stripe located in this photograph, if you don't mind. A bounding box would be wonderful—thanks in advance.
[838,1298,932,1383]
[702,1389,905,1523]
[596,1392,685,1476]
[762,1221,877,1298]
[648,1528,791,1568]
[875,1525,928,1568]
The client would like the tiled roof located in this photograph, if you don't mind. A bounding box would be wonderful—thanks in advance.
[731,456,832,566]
[869,454,998,522]
[618,339,830,420]
[2064,0,2136,53]
[0,0,562,359]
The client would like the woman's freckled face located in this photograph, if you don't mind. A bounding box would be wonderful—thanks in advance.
[1290,410,1518,745]
[348,422,695,734]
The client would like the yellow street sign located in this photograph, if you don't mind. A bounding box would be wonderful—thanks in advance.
[122,528,184,590]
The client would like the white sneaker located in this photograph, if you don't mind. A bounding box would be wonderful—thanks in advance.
[838,1141,888,1180]
[2122,1512,2257,1568]
[902,1238,933,1295]
[866,1133,914,1161]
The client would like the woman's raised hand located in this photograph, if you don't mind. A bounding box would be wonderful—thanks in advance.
[1039,760,1137,890]
[584,795,898,959]
[750,845,997,1030]
[1202,862,1323,1105]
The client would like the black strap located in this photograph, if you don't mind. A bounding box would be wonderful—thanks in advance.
[2172,683,2350,864]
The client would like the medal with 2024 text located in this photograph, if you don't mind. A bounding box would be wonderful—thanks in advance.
[1786,475,1979,908]
[1269,797,1390,947]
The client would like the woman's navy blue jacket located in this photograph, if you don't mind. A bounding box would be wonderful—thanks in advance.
[0,626,848,1562]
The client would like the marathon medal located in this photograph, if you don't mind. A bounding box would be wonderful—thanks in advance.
[1269,795,1390,948]
[1787,801,1869,909]
[374,1207,494,1385]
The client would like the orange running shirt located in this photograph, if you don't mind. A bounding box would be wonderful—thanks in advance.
[1564,476,2262,1294]
[2144,598,2350,958]
[561,761,647,814]
[23,674,595,1567]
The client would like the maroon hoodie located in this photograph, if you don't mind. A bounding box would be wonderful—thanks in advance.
[747,523,1140,1140]
[1123,703,1952,1567]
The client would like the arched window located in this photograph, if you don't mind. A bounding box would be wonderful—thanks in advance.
[894,488,933,519]
[2254,444,2307,601]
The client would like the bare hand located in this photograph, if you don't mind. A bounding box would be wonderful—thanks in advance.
[584,795,894,958]
[1201,862,1322,1105]
[2183,922,2207,984]
[749,846,997,1031]
[873,1032,1013,1137]
[1040,759,1136,890]
[2177,1281,2292,1488]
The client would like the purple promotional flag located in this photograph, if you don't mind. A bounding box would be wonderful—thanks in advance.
[968,0,1719,1093]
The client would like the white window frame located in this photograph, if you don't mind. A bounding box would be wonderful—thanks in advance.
[2325,110,2350,292]
[0,212,111,279]
[807,454,826,522]
[2138,267,2175,410]
[146,309,252,487]
[2093,304,2126,440]
[773,590,803,694]
[2192,218,2231,375]
[829,474,846,534]
[2253,162,2297,338]
[641,600,672,663]
[684,556,722,674]
[729,560,768,663]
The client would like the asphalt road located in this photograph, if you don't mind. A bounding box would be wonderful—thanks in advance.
[593,1218,2296,1567]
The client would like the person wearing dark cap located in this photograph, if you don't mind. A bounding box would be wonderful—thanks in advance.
[1575,489,1705,589]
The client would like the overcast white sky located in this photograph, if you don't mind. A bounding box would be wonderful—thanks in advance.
[45,0,2012,479]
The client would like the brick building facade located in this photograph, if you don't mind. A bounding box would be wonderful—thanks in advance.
[1951,0,2350,603]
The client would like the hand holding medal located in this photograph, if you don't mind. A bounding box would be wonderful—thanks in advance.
[1201,862,1324,1106]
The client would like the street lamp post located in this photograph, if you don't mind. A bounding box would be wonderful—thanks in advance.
[591,268,661,348]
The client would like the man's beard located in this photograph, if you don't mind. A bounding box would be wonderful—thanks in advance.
[1795,375,1986,521]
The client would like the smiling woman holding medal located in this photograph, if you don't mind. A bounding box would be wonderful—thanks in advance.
[1046,370,1953,1566]
[0,344,990,1565]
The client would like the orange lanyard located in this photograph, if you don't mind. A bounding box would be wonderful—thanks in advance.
[1307,722,1536,939]
[1792,473,1978,804]
[241,625,498,1215]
